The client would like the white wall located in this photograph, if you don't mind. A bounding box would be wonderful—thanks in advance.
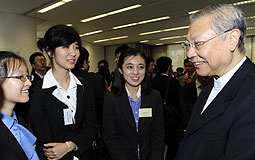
[152,45,167,63]
[167,44,186,71]
[0,12,37,71]
[105,45,117,73]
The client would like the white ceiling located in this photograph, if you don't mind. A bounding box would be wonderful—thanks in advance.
[1,0,255,46]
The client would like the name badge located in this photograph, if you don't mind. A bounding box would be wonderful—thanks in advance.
[63,109,73,125]
[139,108,152,118]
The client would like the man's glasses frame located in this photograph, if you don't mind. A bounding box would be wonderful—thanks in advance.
[182,28,233,52]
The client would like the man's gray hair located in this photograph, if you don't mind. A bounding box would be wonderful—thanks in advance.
[190,4,246,53]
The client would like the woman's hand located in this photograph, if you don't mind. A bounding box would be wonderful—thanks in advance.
[43,141,76,160]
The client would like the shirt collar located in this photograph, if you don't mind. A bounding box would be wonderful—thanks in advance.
[214,56,246,89]
[125,85,141,98]
[35,71,44,79]
[160,73,169,77]
[1,111,17,129]
[42,69,82,89]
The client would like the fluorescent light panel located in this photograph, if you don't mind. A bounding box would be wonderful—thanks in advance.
[233,0,255,6]
[81,4,141,23]
[247,26,255,30]
[38,0,72,13]
[245,16,255,19]
[173,40,185,44]
[140,40,149,43]
[160,35,186,41]
[80,30,103,37]
[113,16,170,30]
[247,33,255,36]
[94,36,128,43]
[139,25,189,36]
[189,1,255,15]
[188,10,200,15]
[155,43,164,45]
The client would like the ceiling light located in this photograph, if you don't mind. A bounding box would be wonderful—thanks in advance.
[107,4,141,15]
[38,0,72,13]
[80,30,103,37]
[140,40,149,43]
[233,0,255,6]
[245,16,255,19]
[247,27,255,30]
[247,33,255,36]
[139,25,189,36]
[81,14,108,23]
[159,35,186,41]
[113,16,170,30]
[110,36,128,40]
[81,4,141,23]
[188,10,200,15]
[66,24,72,26]
[155,43,164,45]
[173,40,185,44]
[113,23,138,29]
[94,36,128,43]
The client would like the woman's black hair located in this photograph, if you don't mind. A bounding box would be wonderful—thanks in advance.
[111,48,151,95]
[73,47,89,71]
[0,51,27,83]
[37,24,82,64]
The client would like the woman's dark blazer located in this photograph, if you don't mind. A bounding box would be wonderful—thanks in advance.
[103,88,164,160]
[28,79,97,160]
[0,115,30,160]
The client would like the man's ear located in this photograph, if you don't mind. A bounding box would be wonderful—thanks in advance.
[47,51,54,58]
[119,68,123,74]
[229,29,240,52]
[31,64,35,69]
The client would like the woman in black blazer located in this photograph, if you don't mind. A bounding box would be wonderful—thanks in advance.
[29,25,97,160]
[0,51,39,160]
[103,48,164,160]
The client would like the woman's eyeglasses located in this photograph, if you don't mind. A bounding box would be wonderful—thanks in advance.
[5,75,34,82]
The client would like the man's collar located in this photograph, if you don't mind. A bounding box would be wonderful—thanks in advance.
[214,56,246,89]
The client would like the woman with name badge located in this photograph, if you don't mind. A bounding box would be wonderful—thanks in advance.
[29,25,96,160]
[0,51,39,160]
[103,48,164,160]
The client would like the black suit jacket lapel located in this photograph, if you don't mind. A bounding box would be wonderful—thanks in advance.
[0,120,27,159]
[186,58,254,136]
[74,85,85,125]
[119,89,137,131]
[139,91,151,131]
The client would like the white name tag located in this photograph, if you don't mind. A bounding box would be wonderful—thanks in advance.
[139,108,152,118]
[63,109,73,125]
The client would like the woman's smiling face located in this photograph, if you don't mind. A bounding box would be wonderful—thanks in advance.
[119,55,146,90]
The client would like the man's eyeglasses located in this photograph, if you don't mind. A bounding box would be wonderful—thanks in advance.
[35,59,46,63]
[6,75,34,82]
[182,28,233,52]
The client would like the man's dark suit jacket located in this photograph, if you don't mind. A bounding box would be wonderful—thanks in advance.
[28,79,97,160]
[72,69,106,126]
[151,74,180,107]
[0,115,31,160]
[179,81,197,130]
[177,58,255,160]
[103,88,164,160]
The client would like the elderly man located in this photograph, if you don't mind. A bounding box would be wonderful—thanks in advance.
[177,4,255,160]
